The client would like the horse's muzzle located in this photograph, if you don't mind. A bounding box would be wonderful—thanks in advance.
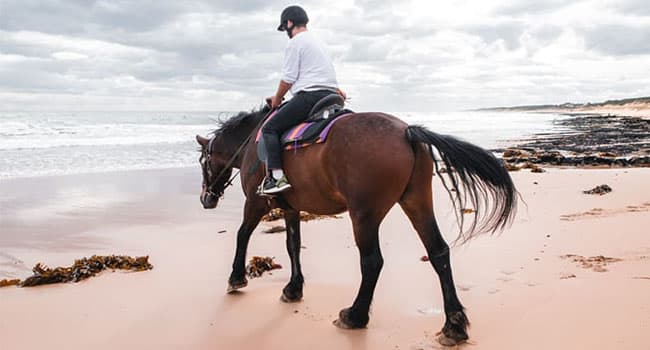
[200,190,219,209]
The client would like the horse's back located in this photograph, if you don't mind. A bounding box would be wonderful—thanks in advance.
[282,112,416,214]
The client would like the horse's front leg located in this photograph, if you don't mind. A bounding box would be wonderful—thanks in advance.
[227,197,268,293]
[280,208,304,302]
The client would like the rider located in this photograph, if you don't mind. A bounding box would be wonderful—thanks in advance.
[261,5,342,195]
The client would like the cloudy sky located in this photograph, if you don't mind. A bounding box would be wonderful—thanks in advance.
[1,0,649,112]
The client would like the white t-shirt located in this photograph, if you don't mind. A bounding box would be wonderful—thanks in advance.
[281,31,338,95]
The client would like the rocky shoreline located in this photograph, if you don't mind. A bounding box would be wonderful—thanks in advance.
[496,113,650,169]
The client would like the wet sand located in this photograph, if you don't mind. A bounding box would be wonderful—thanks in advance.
[1,167,649,349]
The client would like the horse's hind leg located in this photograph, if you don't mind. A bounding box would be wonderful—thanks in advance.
[334,208,385,329]
[399,161,469,345]
[280,208,304,302]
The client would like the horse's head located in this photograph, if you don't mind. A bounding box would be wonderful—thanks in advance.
[195,106,269,209]
[196,134,233,209]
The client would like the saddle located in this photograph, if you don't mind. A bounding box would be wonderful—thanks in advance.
[256,94,353,160]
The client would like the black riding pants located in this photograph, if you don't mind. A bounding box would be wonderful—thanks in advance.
[262,90,332,170]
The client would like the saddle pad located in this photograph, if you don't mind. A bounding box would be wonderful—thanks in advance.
[255,109,354,150]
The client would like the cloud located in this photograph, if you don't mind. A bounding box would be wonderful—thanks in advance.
[494,0,570,15]
[584,24,650,55]
[1,0,649,112]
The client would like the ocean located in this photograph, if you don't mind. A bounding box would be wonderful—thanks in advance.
[0,110,566,179]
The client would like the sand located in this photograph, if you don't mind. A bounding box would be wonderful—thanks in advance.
[1,167,649,349]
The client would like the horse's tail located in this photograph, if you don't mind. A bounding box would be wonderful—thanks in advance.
[406,125,517,241]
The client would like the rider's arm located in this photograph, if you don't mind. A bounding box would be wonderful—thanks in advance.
[272,80,292,108]
[272,39,299,108]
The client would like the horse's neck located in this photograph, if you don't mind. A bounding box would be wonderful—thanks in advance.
[229,115,264,168]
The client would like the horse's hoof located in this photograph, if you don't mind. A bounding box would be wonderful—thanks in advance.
[436,329,468,347]
[280,284,303,303]
[437,333,465,347]
[332,308,367,329]
[332,318,355,329]
[226,279,248,294]
[280,292,303,303]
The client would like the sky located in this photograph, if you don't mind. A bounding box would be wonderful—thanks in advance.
[1,0,649,112]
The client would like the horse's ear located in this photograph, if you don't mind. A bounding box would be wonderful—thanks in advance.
[196,135,209,147]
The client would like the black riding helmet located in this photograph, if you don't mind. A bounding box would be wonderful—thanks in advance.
[277,5,309,31]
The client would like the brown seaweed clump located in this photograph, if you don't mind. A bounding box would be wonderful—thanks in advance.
[0,255,153,288]
[263,225,287,234]
[583,184,612,195]
[0,279,21,288]
[261,208,341,222]
[560,254,622,272]
[245,256,282,278]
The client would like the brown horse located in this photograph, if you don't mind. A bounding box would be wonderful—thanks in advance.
[196,105,517,346]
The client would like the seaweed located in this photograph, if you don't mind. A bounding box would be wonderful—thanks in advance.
[0,255,153,288]
[261,208,342,222]
[263,225,287,234]
[245,256,282,278]
[583,184,612,195]
[0,279,21,288]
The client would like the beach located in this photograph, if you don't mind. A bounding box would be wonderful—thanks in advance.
[1,166,649,349]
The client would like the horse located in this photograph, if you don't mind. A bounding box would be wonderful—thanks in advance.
[195,104,517,346]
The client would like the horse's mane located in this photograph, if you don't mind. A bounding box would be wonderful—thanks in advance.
[213,105,270,135]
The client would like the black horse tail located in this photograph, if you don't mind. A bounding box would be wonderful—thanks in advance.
[406,125,518,241]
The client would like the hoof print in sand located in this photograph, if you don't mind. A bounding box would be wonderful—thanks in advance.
[561,202,650,221]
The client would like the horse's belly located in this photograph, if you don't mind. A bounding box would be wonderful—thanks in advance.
[281,146,348,215]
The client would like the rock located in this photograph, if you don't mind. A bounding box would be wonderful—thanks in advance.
[538,151,564,164]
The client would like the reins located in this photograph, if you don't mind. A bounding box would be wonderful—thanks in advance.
[204,107,276,198]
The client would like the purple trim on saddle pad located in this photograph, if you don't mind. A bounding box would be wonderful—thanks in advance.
[283,113,354,150]
[285,122,313,141]
[318,113,352,140]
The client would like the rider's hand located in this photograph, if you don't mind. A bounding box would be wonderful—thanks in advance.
[270,96,282,109]
[336,88,347,100]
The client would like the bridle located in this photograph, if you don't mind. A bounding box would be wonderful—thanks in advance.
[201,135,245,200]
[201,107,276,200]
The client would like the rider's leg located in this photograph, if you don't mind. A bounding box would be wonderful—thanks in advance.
[261,90,330,193]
